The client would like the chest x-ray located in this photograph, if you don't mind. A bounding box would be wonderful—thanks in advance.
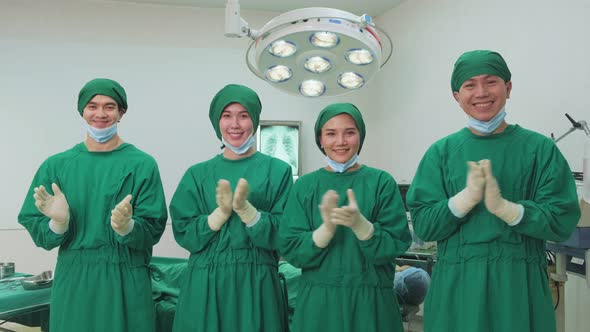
[258,121,301,177]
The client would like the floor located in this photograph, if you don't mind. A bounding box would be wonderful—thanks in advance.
[0,315,424,332]
[404,315,424,332]
[403,303,425,332]
[0,321,421,332]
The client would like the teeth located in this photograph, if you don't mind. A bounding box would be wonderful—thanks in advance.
[474,102,492,108]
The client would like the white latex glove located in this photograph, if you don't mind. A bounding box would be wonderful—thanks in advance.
[330,189,374,241]
[34,183,70,234]
[312,190,339,248]
[208,179,233,231]
[111,194,135,236]
[448,161,485,218]
[480,159,524,225]
[233,178,259,226]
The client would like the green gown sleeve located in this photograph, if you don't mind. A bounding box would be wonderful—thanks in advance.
[18,160,67,250]
[170,170,219,254]
[281,169,411,268]
[245,165,293,250]
[510,143,580,242]
[115,160,168,250]
[357,174,412,265]
[279,182,328,269]
[407,146,465,242]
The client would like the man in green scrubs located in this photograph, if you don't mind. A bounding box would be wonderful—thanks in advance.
[407,50,581,331]
[18,78,168,331]
[280,103,411,332]
[170,84,292,332]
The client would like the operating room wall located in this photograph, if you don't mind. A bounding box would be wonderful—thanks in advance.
[370,0,590,331]
[2,0,588,329]
[369,0,589,183]
[0,0,370,270]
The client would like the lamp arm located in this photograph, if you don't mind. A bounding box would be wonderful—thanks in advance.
[579,120,590,136]
[552,113,590,143]
[552,127,577,143]
[225,0,259,39]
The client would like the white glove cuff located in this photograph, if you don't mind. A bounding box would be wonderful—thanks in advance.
[506,204,525,226]
[208,208,230,231]
[448,189,480,218]
[313,224,336,248]
[448,197,467,218]
[235,201,258,224]
[245,212,262,227]
[114,219,135,236]
[353,219,375,241]
[49,219,69,235]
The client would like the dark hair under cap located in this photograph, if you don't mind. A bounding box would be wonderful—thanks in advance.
[77,78,128,115]
[208,84,262,140]
[451,50,511,92]
[314,103,366,155]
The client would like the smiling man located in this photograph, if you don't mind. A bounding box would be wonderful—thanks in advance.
[18,78,168,332]
[406,50,581,332]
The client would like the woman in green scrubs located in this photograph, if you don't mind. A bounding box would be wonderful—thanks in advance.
[18,78,168,332]
[170,84,292,332]
[280,103,411,332]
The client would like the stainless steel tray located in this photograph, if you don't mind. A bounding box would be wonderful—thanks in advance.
[20,271,53,290]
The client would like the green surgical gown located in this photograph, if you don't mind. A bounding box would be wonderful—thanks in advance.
[169,152,292,332]
[278,260,301,328]
[280,166,411,332]
[18,142,168,332]
[407,125,581,332]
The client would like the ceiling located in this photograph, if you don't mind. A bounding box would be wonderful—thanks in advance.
[106,0,406,17]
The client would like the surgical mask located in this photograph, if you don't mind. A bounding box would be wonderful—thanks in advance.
[325,154,359,173]
[222,134,256,155]
[83,122,118,143]
[467,106,506,134]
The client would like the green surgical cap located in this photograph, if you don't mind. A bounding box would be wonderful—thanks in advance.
[209,84,262,140]
[77,78,128,115]
[314,103,366,155]
[451,50,511,92]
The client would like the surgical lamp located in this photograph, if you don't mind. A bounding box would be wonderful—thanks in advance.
[225,0,393,97]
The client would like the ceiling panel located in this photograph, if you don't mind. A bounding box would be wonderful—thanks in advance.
[105,0,405,17]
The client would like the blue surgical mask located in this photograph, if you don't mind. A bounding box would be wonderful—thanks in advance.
[83,122,118,143]
[467,106,507,134]
[222,134,256,155]
[325,154,359,173]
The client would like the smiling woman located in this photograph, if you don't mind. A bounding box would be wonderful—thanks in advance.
[320,113,360,166]
[219,102,256,158]
[169,83,293,332]
[279,102,411,332]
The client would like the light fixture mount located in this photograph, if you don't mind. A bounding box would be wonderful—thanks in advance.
[225,1,393,98]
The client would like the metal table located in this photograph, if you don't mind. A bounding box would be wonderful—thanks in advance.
[0,273,51,332]
[396,247,437,275]
[547,227,590,332]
